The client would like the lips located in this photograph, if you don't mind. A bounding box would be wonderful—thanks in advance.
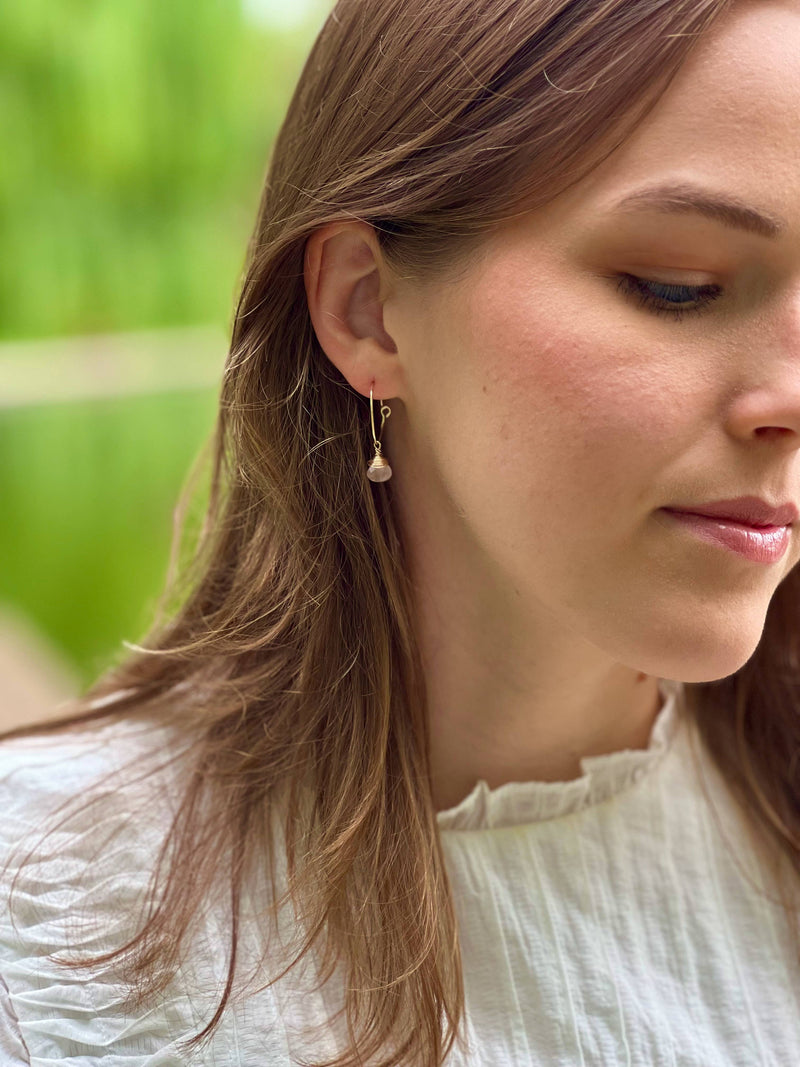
[662,496,799,528]
[658,509,792,563]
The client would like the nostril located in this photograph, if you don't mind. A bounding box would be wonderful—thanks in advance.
[754,426,793,438]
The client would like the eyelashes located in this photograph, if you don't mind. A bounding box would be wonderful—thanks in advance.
[616,273,724,323]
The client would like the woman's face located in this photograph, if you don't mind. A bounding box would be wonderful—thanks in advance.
[383,1,800,683]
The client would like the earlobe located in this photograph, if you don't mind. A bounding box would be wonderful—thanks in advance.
[304,222,402,401]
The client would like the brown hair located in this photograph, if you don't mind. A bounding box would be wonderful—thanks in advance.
[5,0,799,1064]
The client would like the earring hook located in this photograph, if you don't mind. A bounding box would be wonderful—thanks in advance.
[367,383,393,482]
[370,384,391,453]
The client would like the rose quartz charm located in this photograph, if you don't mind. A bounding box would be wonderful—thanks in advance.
[367,456,392,482]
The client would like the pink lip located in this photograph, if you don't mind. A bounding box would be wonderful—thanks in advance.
[659,509,791,563]
[667,496,799,527]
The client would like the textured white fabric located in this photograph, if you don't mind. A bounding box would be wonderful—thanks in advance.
[0,971,28,1065]
[1,680,799,1065]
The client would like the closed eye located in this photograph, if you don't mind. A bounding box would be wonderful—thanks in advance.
[616,273,723,323]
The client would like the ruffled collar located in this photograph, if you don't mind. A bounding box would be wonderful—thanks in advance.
[435,677,685,831]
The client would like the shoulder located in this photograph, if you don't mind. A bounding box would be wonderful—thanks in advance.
[0,715,187,881]
[0,712,174,801]
[0,716,293,1065]
[0,711,194,916]
[0,717,219,1065]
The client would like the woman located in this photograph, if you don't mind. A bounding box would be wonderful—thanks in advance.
[2,0,799,1063]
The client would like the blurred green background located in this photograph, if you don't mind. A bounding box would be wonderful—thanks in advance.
[0,0,329,703]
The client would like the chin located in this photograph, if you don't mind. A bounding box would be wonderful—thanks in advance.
[618,615,765,684]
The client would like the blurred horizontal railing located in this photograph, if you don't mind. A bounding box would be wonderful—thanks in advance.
[0,324,228,409]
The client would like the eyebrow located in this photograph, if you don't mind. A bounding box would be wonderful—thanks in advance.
[610,182,787,240]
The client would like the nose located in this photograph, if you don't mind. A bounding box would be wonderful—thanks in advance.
[725,388,800,454]
[724,293,800,451]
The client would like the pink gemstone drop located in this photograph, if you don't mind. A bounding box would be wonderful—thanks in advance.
[367,462,392,482]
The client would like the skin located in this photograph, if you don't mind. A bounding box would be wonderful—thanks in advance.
[304,1,800,812]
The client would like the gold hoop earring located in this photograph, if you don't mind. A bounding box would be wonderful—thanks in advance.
[366,384,392,482]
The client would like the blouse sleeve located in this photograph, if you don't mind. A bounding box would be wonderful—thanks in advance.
[0,972,29,1066]
[0,722,292,1067]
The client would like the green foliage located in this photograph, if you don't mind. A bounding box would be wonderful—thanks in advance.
[0,390,219,687]
[0,0,323,340]
[0,1,328,689]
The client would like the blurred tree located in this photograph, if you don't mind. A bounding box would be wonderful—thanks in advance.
[0,0,326,341]
[0,0,329,695]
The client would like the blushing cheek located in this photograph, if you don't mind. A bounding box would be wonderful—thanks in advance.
[476,310,669,521]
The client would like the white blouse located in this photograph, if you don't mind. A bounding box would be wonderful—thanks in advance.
[1,677,799,1065]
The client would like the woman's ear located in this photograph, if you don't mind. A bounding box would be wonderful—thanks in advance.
[304,221,405,400]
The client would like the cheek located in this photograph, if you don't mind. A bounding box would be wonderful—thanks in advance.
[464,292,678,516]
